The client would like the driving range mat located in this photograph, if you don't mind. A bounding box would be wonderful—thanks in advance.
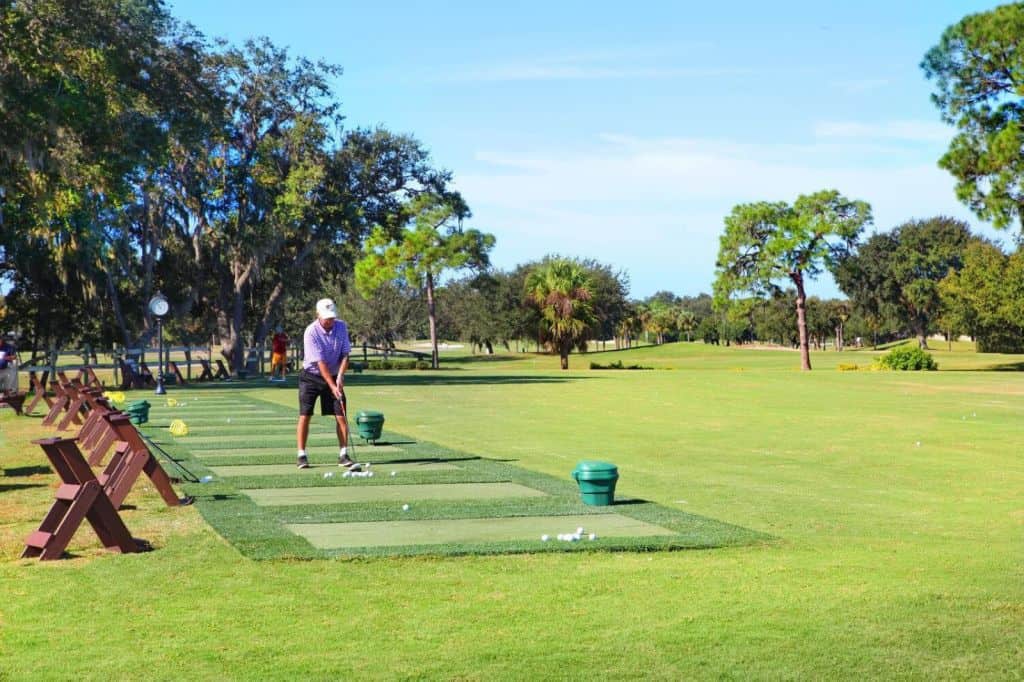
[140,386,768,559]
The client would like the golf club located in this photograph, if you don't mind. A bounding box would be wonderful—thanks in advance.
[335,369,356,466]
[138,431,201,484]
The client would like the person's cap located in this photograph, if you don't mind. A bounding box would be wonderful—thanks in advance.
[275,325,283,333]
[316,298,337,319]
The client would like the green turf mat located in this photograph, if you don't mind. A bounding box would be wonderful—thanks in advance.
[175,434,342,448]
[193,446,408,466]
[289,514,676,549]
[157,411,296,421]
[245,482,547,506]
[209,461,459,477]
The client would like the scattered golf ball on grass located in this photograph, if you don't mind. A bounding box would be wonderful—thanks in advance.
[541,535,550,542]
[390,471,397,477]
[402,504,410,511]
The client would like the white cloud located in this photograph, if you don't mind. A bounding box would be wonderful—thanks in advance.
[453,132,991,297]
[813,120,952,143]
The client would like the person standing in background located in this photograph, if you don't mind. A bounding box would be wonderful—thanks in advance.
[270,325,290,382]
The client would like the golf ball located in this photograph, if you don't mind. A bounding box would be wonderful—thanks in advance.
[323,472,333,478]
[390,471,397,477]
[589,533,597,541]
[402,504,410,511]
[342,471,350,478]
[576,527,584,535]
[541,535,550,542]
[368,471,374,477]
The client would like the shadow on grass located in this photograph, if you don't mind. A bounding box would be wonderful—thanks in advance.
[368,455,484,465]
[348,373,592,387]
[0,482,47,493]
[2,465,52,476]
[942,362,1024,372]
[441,353,543,365]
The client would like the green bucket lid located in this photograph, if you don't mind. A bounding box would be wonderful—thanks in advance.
[573,461,618,475]
[356,411,384,419]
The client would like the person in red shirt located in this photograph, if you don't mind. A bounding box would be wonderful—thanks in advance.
[270,326,290,381]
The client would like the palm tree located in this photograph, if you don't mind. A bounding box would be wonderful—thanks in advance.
[525,259,596,369]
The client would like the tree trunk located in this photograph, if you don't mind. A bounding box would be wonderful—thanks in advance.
[792,273,812,371]
[916,323,929,349]
[104,269,131,347]
[426,272,439,369]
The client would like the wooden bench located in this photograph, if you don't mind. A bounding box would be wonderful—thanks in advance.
[24,370,52,415]
[197,359,214,382]
[168,361,187,385]
[22,437,142,560]
[0,391,26,415]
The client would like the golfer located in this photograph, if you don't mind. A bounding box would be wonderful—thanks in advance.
[296,298,358,470]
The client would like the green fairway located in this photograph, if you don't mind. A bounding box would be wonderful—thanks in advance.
[3,342,1024,678]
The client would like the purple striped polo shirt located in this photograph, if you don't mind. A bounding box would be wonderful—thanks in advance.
[302,319,351,377]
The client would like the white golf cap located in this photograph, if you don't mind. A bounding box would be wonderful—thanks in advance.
[316,298,337,319]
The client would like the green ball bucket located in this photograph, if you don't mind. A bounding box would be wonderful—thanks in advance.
[355,410,385,443]
[571,461,619,506]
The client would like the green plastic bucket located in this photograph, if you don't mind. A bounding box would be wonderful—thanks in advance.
[355,410,385,443]
[571,461,619,506]
[125,400,151,425]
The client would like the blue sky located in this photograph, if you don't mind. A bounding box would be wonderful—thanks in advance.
[169,0,1007,299]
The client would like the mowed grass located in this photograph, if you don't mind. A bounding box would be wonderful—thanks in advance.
[2,341,1023,679]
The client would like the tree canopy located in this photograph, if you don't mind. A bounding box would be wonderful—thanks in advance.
[834,217,976,348]
[714,190,872,370]
[922,3,1024,230]
[355,193,495,368]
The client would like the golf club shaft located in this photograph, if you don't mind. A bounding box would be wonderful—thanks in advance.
[139,432,201,483]
[335,369,354,461]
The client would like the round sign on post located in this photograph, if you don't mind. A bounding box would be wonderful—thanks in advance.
[148,293,169,395]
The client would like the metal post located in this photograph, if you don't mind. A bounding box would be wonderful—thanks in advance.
[155,318,166,395]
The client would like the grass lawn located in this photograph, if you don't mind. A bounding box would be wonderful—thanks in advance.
[2,341,1023,679]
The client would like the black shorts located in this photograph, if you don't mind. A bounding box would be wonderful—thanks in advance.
[298,371,346,417]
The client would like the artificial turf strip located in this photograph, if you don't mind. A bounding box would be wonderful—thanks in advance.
[244,482,548,506]
[139,392,768,558]
[161,434,344,449]
[289,514,676,549]
[208,461,460,477]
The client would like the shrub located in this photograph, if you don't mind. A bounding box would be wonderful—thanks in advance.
[874,346,938,371]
